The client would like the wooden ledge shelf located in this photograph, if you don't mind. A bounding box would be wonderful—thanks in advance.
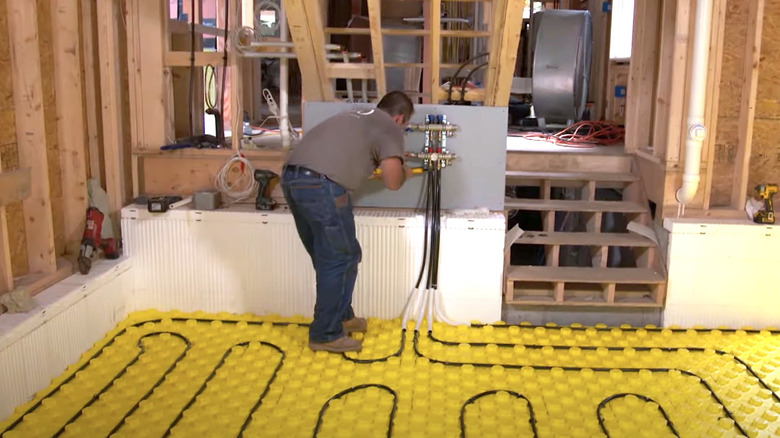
[133,148,286,159]
[512,231,656,247]
[505,198,647,213]
[506,266,665,284]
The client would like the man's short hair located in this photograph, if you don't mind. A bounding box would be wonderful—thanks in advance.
[377,91,414,123]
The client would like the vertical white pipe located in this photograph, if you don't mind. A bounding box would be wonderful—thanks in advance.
[279,1,290,148]
[676,0,713,205]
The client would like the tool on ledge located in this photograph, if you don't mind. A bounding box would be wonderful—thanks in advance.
[78,207,119,274]
[146,196,192,213]
[254,169,278,210]
[753,183,778,224]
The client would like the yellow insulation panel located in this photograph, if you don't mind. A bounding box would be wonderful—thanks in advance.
[1,310,779,437]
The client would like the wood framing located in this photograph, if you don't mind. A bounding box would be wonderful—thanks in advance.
[0,158,18,293]
[126,1,171,150]
[96,0,127,232]
[7,0,57,275]
[282,0,333,101]
[81,0,103,184]
[51,0,88,254]
[366,0,387,97]
[624,0,661,154]
[661,0,690,162]
[731,0,765,209]
[701,0,728,209]
[428,0,441,103]
[483,0,524,107]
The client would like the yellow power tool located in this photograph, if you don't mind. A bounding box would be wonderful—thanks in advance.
[753,183,778,224]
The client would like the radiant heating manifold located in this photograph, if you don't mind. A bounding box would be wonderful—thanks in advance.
[405,115,459,170]
[400,114,466,332]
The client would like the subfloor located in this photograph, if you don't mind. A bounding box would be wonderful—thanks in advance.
[1,310,779,437]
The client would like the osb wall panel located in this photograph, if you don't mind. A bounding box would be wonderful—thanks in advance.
[710,0,748,206]
[712,0,780,206]
[750,0,780,196]
[0,0,29,275]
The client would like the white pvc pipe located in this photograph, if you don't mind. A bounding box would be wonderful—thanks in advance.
[413,289,428,332]
[676,0,713,206]
[279,2,290,149]
[400,287,419,330]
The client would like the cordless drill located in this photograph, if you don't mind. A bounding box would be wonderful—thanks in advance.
[254,169,278,210]
[753,183,778,224]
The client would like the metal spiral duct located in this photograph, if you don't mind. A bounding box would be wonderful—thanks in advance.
[531,10,593,124]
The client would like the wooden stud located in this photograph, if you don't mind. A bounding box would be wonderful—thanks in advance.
[429,0,442,103]
[51,0,88,255]
[230,0,244,148]
[624,0,660,154]
[701,0,727,209]
[604,283,616,303]
[582,180,596,202]
[282,0,334,101]
[7,0,57,275]
[96,0,127,232]
[650,0,676,156]
[587,0,611,121]
[483,0,524,107]
[653,283,667,305]
[81,0,103,184]
[0,157,15,293]
[661,0,690,162]
[366,0,387,98]
[731,0,765,210]
[553,282,564,303]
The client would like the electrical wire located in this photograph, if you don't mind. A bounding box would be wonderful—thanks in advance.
[512,120,625,148]
[215,153,258,203]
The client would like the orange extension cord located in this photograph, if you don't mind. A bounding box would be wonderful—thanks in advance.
[510,120,625,148]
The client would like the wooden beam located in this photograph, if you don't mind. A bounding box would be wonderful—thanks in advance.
[326,63,376,79]
[230,0,244,148]
[81,0,103,185]
[51,0,88,255]
[661,0,689,161]
[701,0,727,209]
[366,0,386,97]
[282,0,333,101]
[96,0,127,233]
[163,51,222,67]
[0,157,15,293]
[731,0,765,210]
[429,0,441,103]
[484,0,524,106]
[624,0,660,154]
[650,0,677,157]
[0,169,31,206]
[7,0,57,275]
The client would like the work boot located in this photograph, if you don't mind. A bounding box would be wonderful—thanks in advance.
[309,336,362,353]
[342,317,367,334]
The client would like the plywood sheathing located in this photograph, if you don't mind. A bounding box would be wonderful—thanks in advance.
[712,0,779,207]
[750,0,780,194]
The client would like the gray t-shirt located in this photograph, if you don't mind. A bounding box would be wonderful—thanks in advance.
[284,108,405,191]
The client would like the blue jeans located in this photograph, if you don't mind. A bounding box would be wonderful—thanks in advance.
[281,166,362,343]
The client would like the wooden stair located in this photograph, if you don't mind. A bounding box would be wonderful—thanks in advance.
[504,160,667,308]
